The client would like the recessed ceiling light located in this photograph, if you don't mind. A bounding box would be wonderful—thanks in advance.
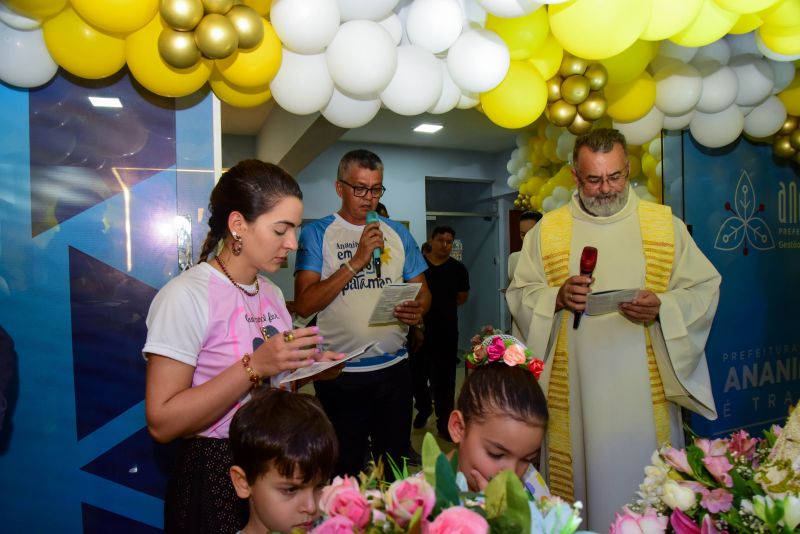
[413,123,443,133]
[88,96,123,108]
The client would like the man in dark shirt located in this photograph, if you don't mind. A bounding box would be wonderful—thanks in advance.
[411,226,469,441]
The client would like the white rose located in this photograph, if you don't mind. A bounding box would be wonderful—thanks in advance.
[661,480,696,511]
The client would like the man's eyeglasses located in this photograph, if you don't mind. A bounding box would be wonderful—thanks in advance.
[578,166,629,187]
[339,180,386,198]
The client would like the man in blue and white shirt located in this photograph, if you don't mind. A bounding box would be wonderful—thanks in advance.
[294,149,430,477]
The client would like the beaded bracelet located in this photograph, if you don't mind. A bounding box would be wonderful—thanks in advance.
[241,353,262,387]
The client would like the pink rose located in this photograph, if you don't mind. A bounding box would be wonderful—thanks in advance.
[528,358,545,379]
[702,456,733,487]
[318,476,371,528]
[310,515,356,534]
[670,509,700,534]
[610,507,668,534]
[427,506,488,534]
[385,477,435,527]
[663,447,693,475]
[486,337,506,362]
[503,344,527,366]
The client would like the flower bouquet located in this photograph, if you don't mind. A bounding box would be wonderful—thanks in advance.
[612,403,800,534]
[312,433,587,534]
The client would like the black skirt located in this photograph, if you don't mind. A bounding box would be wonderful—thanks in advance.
[164,437,248,534]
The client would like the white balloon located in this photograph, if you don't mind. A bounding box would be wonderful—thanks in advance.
[381,45,443,115]
[545,122,561,141]
[729,56,774,106]
[456,90,479,108]
[338,0,400,21]
[648,140,662,159]
[689,104,744,148]
[327,20,398,98]
[754,30,800,62]
[476,0,543,18]
[447,28,510,93]
[428,59,461,114]
[542,195,557,212]
[663,110,695,131]
[322,88,381,128]
[739,104,755,115]
[516,131,531,148]
[271,0,340,54]
[0,24,57,88]
[377,13,403,45]
[634,185,650,198]
[507,174,520,188]
[270,50,334,115]
[614,106,665,146]
[725,31,759,58]
[654,61,702,115]
[695,61,738,113]
[690,38,731,66]
[406,0,463,54]
[506,158,517,174]
[655,160,662,178]
[556,131,576,162]
[655,41,697,66]
[553,185,570,202]
[0,3,40,30]
[743,96,786,138]
[769,59,795,94]
[459,0,487,28]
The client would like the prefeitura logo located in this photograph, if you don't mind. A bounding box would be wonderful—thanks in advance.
[715,170,775,256]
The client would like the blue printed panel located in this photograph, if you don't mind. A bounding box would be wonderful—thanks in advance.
[682,134,800,437]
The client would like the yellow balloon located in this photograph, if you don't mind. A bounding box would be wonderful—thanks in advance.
[480,61,548,129]
[729,13,763,33]
[600,40,658,84]
[759,23,800,55]
[604,71,656,122]
[527,32,563,80]
[5,0,66,19]
[528,176,546,195]
[641,152,656,177]
[43,7,126,80]
[126,15,212,97]
[549,0,651,60]
[641,0,703,40]
[670,0,739,47]
[647,174,662,200]
[70,0,158,34]
[243,0,270,16]
[216,19,281,87]
[210,71,271,107]
[485,6,549,61]
[759,0,800,27]
[628,153,642,178]
[777,73,800,115]
[715,0,779,14]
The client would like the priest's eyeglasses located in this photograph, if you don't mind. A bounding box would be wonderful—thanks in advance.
[579,167,629,187]
[338,180,386,198]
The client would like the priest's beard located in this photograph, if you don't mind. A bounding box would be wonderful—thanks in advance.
[578,186,629,217]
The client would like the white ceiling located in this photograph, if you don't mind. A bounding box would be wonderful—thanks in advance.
[220,102,521,153]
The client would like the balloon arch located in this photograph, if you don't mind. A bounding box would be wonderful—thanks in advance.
[1,0,799,210]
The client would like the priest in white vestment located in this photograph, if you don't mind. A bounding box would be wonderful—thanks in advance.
[507,129,721,531]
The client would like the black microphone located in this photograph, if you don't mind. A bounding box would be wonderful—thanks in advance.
[366,211,382,277]
[573,246,598,329]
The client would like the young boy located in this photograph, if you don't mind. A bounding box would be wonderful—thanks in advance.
[229,389,338,533]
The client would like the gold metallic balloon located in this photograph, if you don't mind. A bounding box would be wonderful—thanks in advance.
[161,0,204,31]
[549,99,577,127]
[779,116,798,135]
[790,129,800,151]
[158,28,201,68]
[514,199,522,208]
[585,63,608,91]
[568,113,593,135]
[195,13,238,59]
[559,53,587,78]
[773,135,796,159]
[578,91,607,120]
[226,5,263,49]
[547,75,562,102]
[202,0,235,14]
[561,75,590,105]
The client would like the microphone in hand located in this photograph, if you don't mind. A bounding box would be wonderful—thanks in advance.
[573,246,597,329]
[366,211,382,277]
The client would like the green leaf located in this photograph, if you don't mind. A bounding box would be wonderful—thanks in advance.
[485,470,513,519]
[386,453,406,482]
[407,506,424,534]
[686,446,715,486]
[435,453,460,510]
[504,472,531,534]
[422,433,442,486]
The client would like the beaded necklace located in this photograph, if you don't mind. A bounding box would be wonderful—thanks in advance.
[215,255,259,297]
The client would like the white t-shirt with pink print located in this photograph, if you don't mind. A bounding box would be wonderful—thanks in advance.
[143,261,293,438]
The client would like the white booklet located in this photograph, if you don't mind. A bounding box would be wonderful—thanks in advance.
[585,288,640,316]
[279,341,381,384]
[368,283,422,325]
